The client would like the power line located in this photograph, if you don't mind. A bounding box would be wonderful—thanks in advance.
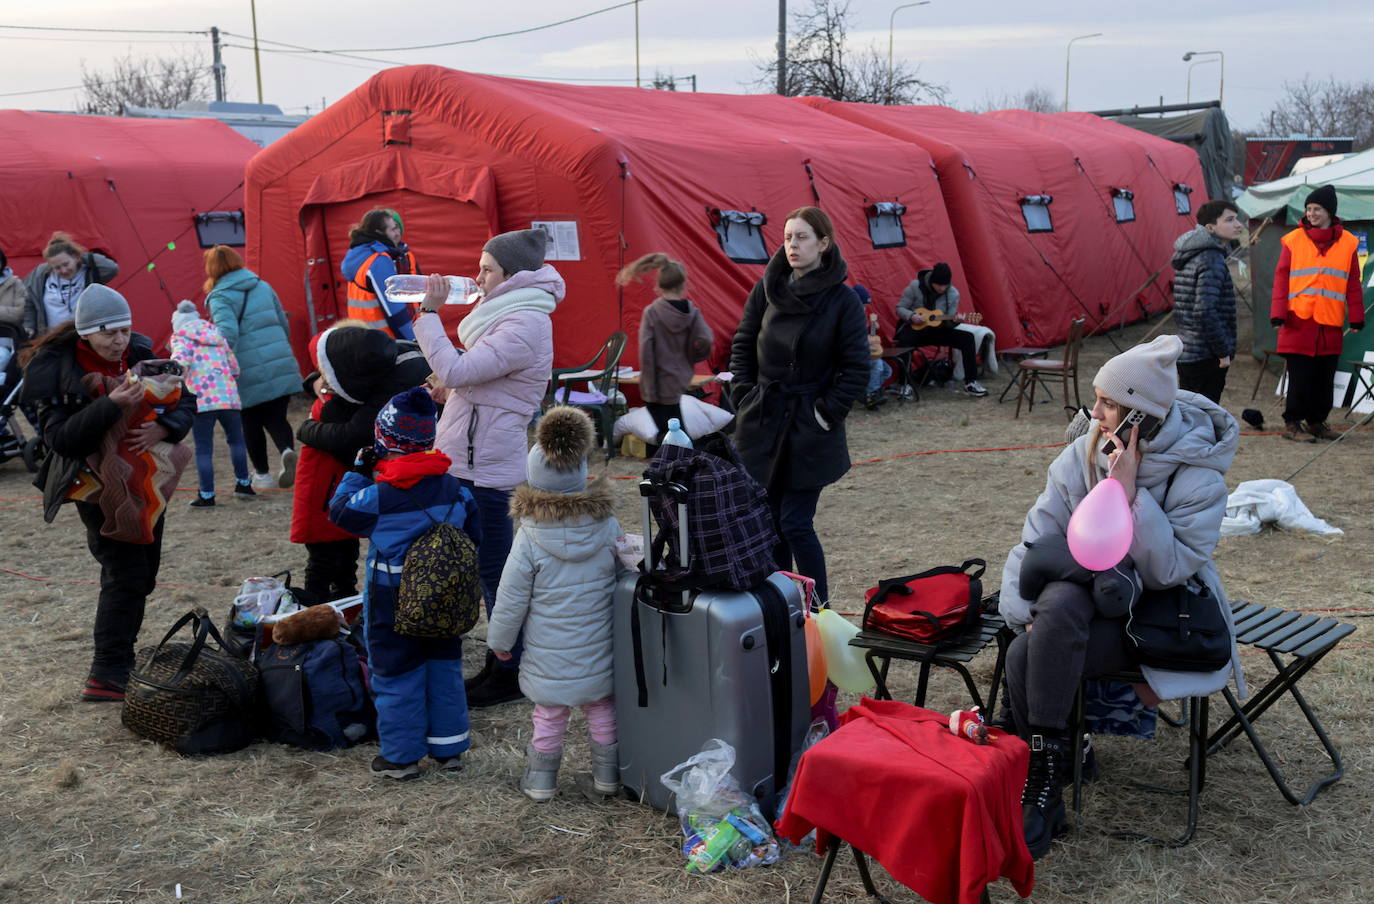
[0,34,204,45]
[0,67,216,100]
[0,24,208,35]
[313,0,641,52]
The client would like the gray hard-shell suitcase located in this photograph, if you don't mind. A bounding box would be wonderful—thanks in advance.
[613,474,809,813]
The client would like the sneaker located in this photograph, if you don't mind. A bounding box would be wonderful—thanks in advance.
[964,381,989,397]
[1281,422,1315,443]
[251,472,275,489]
[277,448,298,488]
[370,756,420,781]
[189,495,216,508]
[433,754,464,773]
[81,676,126,702]
[1305,421,1339,441]
[233,481,257,498]
[466,665,525,708]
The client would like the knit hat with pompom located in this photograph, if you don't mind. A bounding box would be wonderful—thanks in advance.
[526,406,594,494]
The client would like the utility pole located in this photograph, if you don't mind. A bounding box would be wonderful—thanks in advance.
[250,0,264,104]
[634,0,641,88]
[776,0,787,95]
[210,26,226,102]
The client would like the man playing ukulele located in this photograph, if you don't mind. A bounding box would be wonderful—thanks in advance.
[895,262,988,397]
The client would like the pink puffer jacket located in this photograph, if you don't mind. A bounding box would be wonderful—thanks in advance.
[414,308,553,490]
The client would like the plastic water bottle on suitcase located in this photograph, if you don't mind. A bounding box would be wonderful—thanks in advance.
[383,274,480,305]
[663,418,692,448]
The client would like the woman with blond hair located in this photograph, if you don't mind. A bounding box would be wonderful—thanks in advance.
[22,232,118,339]
[617,252,713,448]
[203,245,302,488]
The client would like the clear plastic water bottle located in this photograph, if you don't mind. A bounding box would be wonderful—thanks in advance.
[663,417,693,448]
[383,274,480,305]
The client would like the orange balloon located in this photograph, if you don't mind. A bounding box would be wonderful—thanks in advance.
[804,612,828,705]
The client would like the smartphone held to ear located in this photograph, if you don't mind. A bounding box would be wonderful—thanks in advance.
[1103,408,1163,454]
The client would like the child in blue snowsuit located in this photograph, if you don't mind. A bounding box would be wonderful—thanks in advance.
[329,386,481,780]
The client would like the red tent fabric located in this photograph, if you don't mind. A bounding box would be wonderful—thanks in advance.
[245,66,965,369]
[988,111,1209,333]
[798,100,1193,348]
[0,111,258,349]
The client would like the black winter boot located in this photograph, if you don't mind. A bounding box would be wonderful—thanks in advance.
[467,664,525,708]
[1021,732,1071,860]
[465,650,498,691]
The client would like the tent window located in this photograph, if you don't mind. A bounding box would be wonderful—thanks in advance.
[1173,183,1194,215]
[1019,195,1053,233]
[1112,188,1136,223]
[866,201,908,249]
[194,211,245,248]
[709,208,769,264]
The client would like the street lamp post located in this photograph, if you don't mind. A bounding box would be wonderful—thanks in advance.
[1063,33,1102,112]
[887,1,930,102]
[1186,58,1218,104]
[1182,50,1225,106]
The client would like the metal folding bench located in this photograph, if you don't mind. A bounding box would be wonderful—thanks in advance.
[1068,599,1354,846]
[1209,600,1355,805]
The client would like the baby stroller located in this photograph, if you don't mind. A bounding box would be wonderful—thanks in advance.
[0,323,42,473]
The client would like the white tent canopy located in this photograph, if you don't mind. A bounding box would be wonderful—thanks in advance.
[1238,146,1374,221]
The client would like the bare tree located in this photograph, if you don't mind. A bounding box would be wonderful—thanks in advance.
[78,51,213,115]
[753,0,948,105]
[962,85,1059,114]
[1259,76,1374,151]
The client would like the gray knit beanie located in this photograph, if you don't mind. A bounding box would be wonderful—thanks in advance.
[1092,335,1183,419]
[171,299,201,333]
[526,406,593,494]
[74,284,132,336]
[482,229,547,277]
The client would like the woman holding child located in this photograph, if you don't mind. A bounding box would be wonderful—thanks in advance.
[413,229,563,707]
[22,285,195,702]
[998,335,1243,859]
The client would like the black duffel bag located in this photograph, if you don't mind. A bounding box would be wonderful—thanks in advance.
[1126,579,1231,672]
[122,607,260,755]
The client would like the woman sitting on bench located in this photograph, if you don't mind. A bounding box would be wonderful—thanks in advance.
[997,335,1243,860]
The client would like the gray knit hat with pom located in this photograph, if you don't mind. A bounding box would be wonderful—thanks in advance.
[526,406,594,494]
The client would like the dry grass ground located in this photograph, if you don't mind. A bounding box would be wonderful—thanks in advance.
[2,317,1371,903]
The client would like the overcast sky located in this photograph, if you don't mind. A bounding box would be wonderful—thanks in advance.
[2,1,1371,128]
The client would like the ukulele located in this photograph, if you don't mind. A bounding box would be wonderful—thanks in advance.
[907,308,984,331]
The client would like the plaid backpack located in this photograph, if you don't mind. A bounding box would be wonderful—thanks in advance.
[642,433,777,591]
[396,500,482,638]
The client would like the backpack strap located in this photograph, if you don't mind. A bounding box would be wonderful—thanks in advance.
[861,558,986,622]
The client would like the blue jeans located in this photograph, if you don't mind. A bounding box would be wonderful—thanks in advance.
[867,359,891,395]
[191,409,250,496]
[769,487,827,604]
[460,480,521,670]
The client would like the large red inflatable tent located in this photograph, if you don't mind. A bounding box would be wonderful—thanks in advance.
[244,65,965,368]
[989,111,1209,331]
[798,99,1195,348]
[0,111,259,349]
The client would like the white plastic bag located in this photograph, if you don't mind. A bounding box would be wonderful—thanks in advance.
[613,394,733,442]
[229,576,288,628]
[660,739,780,873]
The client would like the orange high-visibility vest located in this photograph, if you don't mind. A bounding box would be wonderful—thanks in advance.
[1281,228,1360,327]
[346,249,418,336]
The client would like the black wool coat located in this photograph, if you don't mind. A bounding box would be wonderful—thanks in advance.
[728,244,870,491]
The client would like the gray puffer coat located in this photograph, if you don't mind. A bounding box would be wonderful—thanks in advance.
[486,479,626,707]
[999,391,1245,701]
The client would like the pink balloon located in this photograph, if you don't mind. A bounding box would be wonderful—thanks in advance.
[1067,477,1133,571]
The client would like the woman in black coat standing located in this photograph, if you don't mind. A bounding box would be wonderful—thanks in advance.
[729,206,869,604]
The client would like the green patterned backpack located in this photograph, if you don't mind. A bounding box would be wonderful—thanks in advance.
[396,500,481,638]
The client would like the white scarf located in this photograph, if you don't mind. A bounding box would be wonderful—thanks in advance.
[457,286,556,348]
